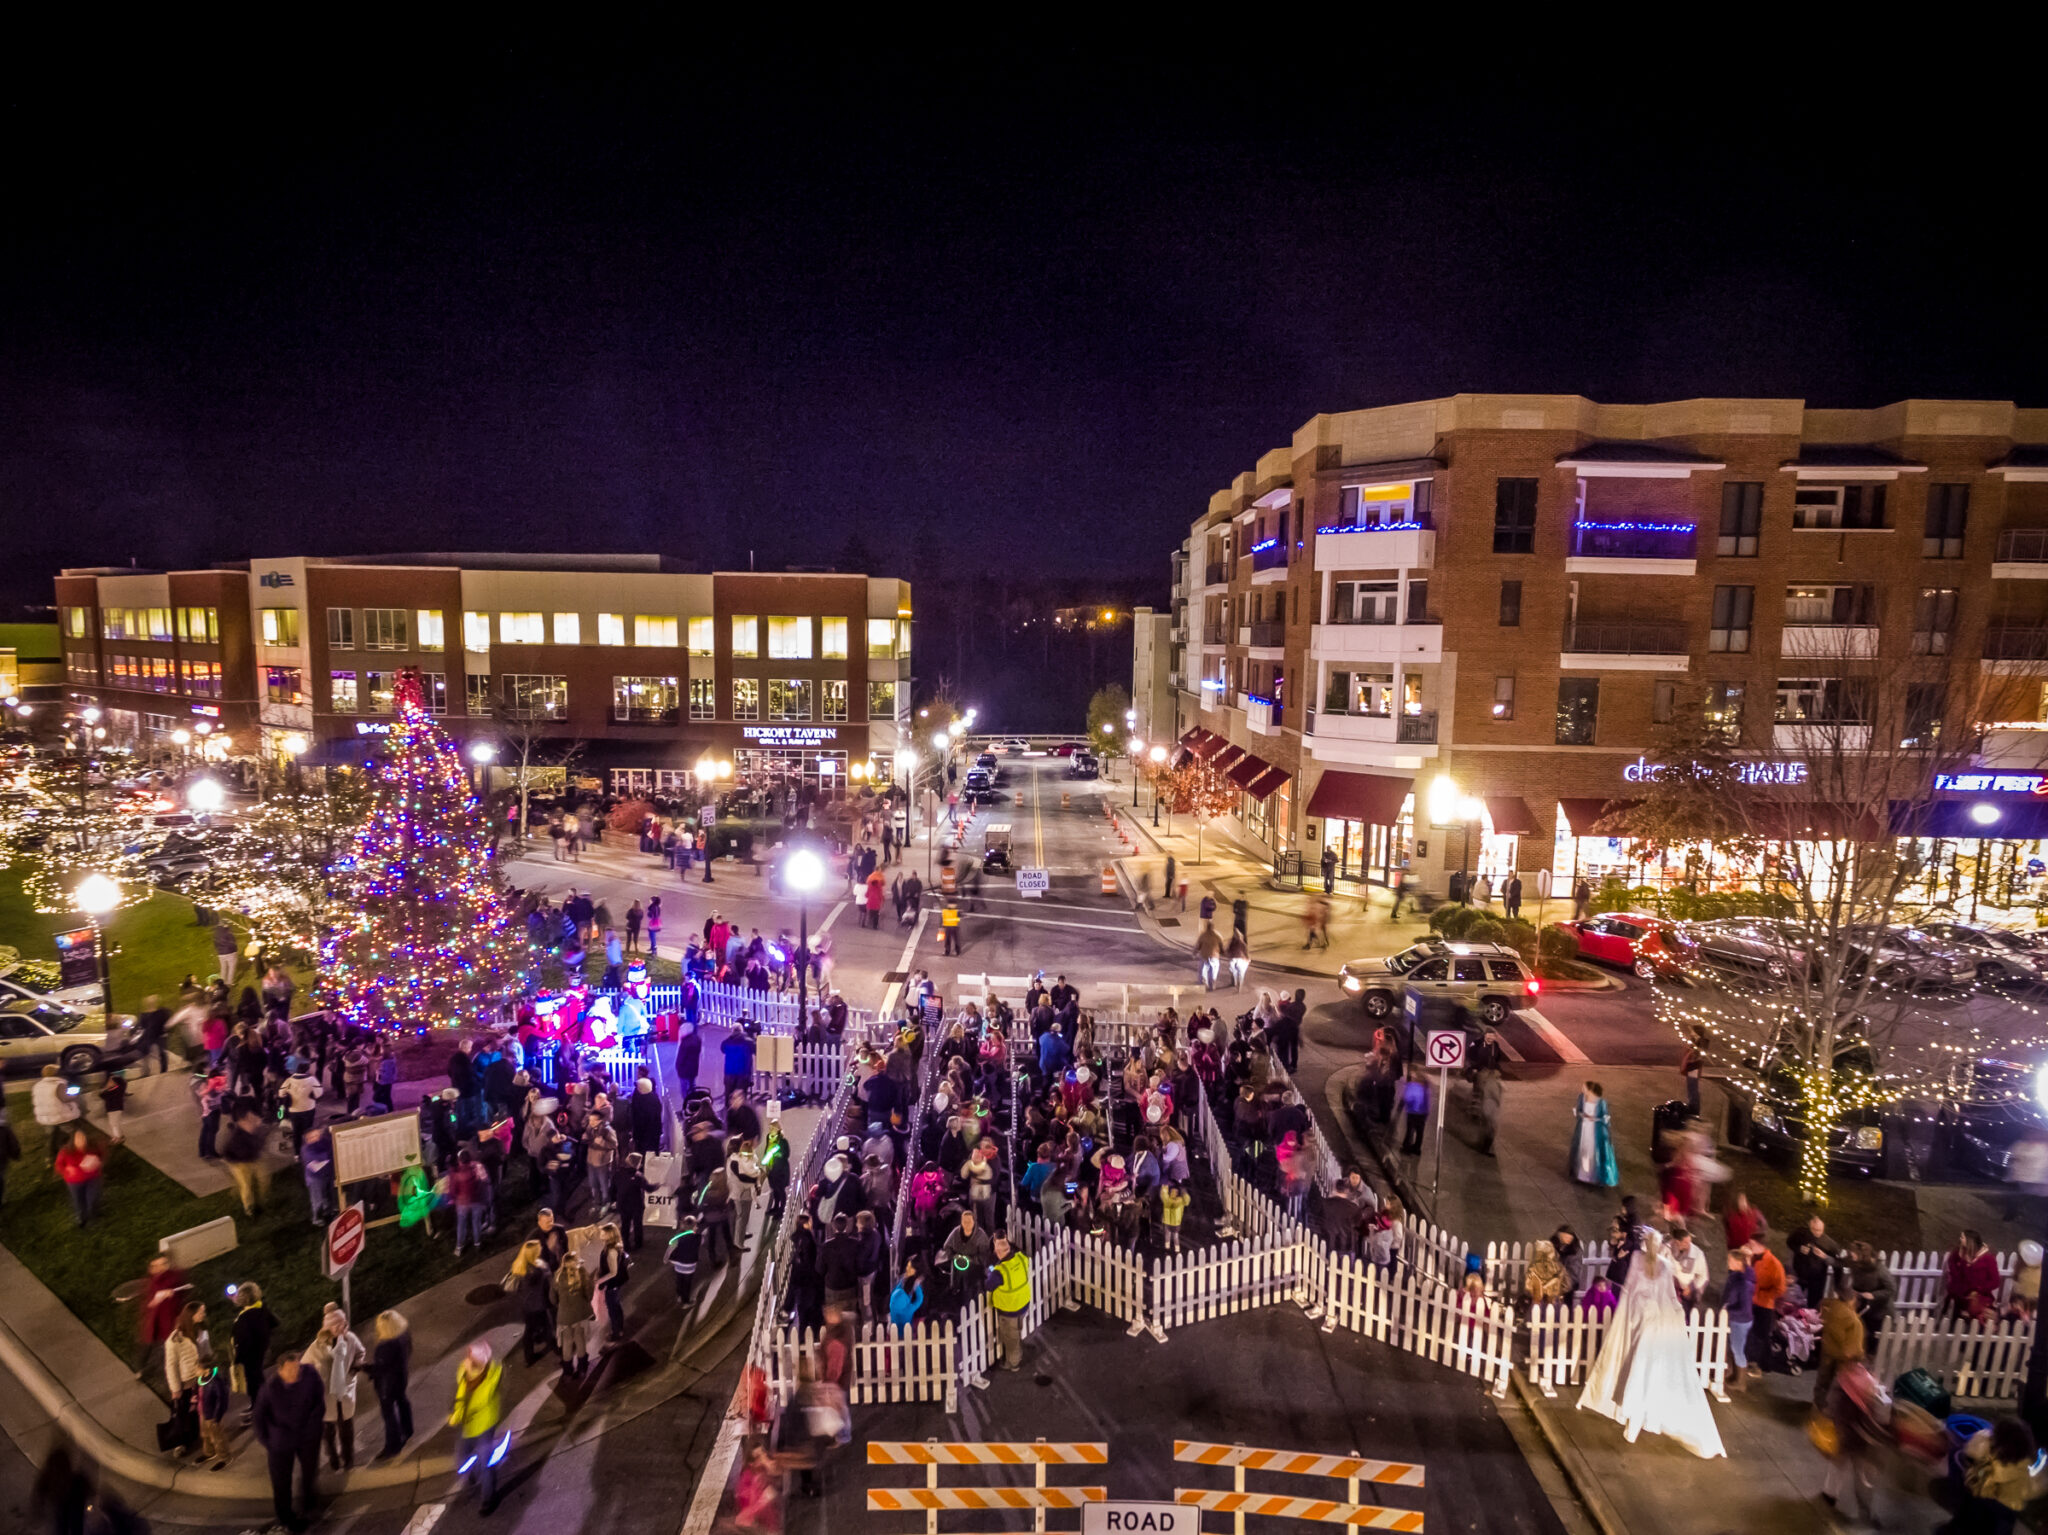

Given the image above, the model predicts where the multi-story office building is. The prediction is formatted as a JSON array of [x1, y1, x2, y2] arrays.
[[54, 555, 913, 794], [1157, 396, 2048, 898], [1130, 606, 1174, 745]]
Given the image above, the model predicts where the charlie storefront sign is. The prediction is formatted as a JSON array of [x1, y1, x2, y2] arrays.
[[1623, 755, 1808, 786]]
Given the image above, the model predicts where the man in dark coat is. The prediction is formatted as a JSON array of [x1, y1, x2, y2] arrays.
[[675, 1024, 703, 1101], [254, 1356, 326, 1532], [629, 1078, 664, 1155]]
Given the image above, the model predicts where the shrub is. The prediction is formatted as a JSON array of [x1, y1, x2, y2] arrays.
[[1539, 924, 1581, 962], [1496, 918, 1539, 965], [1429, 903, 1482, 939], [608, 797, 656, 834], [1464, 916, 1507, 946]]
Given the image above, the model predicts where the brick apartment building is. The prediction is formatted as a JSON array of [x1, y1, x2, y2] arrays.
[[1152, 396, 2048, 899], [53, 554, 913, 795]]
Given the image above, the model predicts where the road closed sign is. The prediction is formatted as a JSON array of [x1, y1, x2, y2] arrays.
[[1426, 1030, 1467, 1070], [1084, 1505, 1195, 1535], [1015, 867, 1050, 898], [324, 1207, 366, 1278]]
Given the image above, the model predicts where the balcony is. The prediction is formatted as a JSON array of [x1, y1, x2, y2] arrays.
[[1559, 620, 1690, 670], [1397, 710, 1438, 744], [1203, 562, 1228, 588], [1781, 624, 1880, 660], [1565, 520, 1698, 575], [1245, 695, 1278, 734], [1250, 540, 1290, 583], [1314, 518, 1435, 572], [1977, 724, 2048, 769], [1170, 625, 1187, 644], [1310, 621, 1443, 664], [1994, 529, 2048, 579], [1773, 722, 1873, 754], [1983, 625, 2048, 673], [1248, 620, 1285, 651], [1204, 626, 1230, 646]]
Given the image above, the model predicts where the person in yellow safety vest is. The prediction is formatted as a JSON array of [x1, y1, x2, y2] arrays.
[[448, 1340, 506, 1514], [990, 1235, 1031, 1371], [940, 900, 962, 956]]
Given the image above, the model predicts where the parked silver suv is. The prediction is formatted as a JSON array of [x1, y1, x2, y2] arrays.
[[1341, 940, 1539, 1026]]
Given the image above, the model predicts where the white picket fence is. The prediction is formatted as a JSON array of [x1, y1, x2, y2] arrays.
[[1323, 1249, 1517, 1393], [1152, 1231, 1310, 1333], [1871, 1312, 2036, 1399], [758, 1319, 958, 1410], [1525, 1301, 1732, 1400]]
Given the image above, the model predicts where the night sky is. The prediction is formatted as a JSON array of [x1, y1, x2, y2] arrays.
[[2, 41, 2040, 606]]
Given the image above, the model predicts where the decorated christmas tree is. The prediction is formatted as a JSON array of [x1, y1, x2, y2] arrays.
[[320, 668, 528, 1030]]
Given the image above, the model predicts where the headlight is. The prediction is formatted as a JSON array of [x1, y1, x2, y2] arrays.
[[1754, 1111, 1783, 1133], [1341, 976, 1361, 993], [1854, 1126, 1884, 1150]]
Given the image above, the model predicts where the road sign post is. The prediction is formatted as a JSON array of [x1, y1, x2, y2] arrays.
[[1425, 1030, 1466, 1214], [324, 1206, 366, 1319], [1536, 868, 1553, 934]]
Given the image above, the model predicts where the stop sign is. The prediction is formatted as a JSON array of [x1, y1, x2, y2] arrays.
[[325, 1207, 366, 1277]]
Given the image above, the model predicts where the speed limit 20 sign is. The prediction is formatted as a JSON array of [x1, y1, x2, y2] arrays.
[[1425, 1030, 1467, 1070]]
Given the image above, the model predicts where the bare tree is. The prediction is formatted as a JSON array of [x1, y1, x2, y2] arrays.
[[490, 701, 583, 858]]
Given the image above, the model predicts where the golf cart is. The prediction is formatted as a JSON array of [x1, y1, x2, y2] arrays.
[[983, 823, 1014, 872]]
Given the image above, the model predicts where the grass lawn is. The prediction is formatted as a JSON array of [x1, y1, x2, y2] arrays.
[[0, 1098, 535, 1389], [0, 862, 314, 1012]]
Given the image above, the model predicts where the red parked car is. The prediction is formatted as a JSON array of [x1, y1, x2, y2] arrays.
[[1556, 911, 1688, 980], [1050, 742, 1080, 757]]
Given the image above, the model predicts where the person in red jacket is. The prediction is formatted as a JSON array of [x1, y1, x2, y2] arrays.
[[1944, 1228, 2002, 1323], [1722, 1189, 1764, 1251], [53, 1129, 103, 1227], [1743, 1238, 1787, 1378]]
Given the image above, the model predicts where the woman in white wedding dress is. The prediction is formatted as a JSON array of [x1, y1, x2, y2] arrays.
[[1577, 1231, 1726, 1458]]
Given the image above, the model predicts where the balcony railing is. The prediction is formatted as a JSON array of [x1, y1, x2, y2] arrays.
[[1984, 625, 2048, 661], [1250, 541, 1290, 574], [1568, 522, 1697, 560], [1562, 620, 1689, 655], [1997, 529, 2048, 564], [1396, 711, 1438, 744], [1204, 562, 1227, 586], [1203, 627, 1230, 645], [1248, 621, 1285, 647]]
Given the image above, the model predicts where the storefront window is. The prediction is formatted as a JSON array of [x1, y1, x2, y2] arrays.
[[612, 675, 681, 723]]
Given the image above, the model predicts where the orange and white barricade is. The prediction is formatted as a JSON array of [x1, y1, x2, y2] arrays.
[[868, 1440, 1108, 1535], [1173, 1441, 1425, 1535]]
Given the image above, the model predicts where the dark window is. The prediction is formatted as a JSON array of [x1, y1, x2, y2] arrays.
[[1913, 588, 1958, 654], [1709, 585, 1754, 652], [1406, 580, 1430, 623], [1653, 680, 1676, 724], [1924, 484, 1968, 558], [1486, 960, 1523, 982], [1494, 478, 1538, 554], [1452, 958, 1487, 983], [1903, 683, 1945, 747], [1410, 958, 1448, 981], [1793, 483, 1887, 530], [1718, 483, 1762, 556], [1499, 580, 1522, 626], [1325, 670, 1350, 713], [1556, 678, 1599, 745]]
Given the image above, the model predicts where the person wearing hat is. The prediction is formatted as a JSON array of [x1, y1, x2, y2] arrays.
[[990, 1235, 1032, 1371], [938, 1208, 994, 1294]]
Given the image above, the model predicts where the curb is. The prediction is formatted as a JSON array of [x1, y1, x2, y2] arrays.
[[1509, 1370, 1627, 1535], [1109, 855, 1348, 984]]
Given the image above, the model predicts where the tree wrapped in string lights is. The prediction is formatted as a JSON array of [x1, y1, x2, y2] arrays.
[[319, 669, 529, 1031]]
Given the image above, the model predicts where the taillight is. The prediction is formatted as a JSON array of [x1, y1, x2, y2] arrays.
[[1526, 979, 1540, 995]]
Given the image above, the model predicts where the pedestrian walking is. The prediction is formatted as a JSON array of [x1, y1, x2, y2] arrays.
[[1504, 874, 1523, 920], [1226, 926, 1249, 987], [367, 1310, 413, 1461], [1568, 1081, 1618, 1187], [597, 1223, 629, 1341], [448, 1341, 506, 1516], [646, 896, 662, 956], [1681, 1028, 1706, 1117], [1231, 895, 1248, 939], [254, 1356, 326, 1533], [54, 1129, 104, 1226], [1398, 1069, 1430, 1155], [100, 1070, 127, 1143], [625, 900, 643, 954], [1320, 844, 1337, 894], [1572, 878, 1591, 921], [553, 1255, 598, 1376], [32, 1063, 81, 1163], [1195, 921, 1223, 990]]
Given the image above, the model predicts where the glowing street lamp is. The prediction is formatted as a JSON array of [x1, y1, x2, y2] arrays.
[[187, 779, 225, 816], [1148, 743, 1169, 825], [784, 846, 825, 1023], [74, 873, 121, 1013]]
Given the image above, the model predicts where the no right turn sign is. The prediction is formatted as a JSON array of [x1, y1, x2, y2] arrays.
[[1425, 1030, 1466, 1070]]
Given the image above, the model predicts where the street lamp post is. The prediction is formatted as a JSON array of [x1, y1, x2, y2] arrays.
[[895, 748, 918, 863], [1149, 744, 1168, 826], [468, 740, 497, 799], [74, 873, 121, 1014], [785, 848, 824, 1031], [1129, 738, 1144, 808], [695, 760, 718, 882]]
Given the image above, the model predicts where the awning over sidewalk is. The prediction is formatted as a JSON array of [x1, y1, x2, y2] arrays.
[[1306, 770, 1413, 826], [1183, 729, 1231, 760], [1226, 752, 1273, 790], [1245, 765, 1291, 801], [1211, 745, 1246, 773], [1483, 796, 1539, 835], [1558, 797, 1637, 835]]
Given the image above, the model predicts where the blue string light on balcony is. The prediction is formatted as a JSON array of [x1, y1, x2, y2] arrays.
[[1572, 520, 1697, 532], [1315, 521, 1428, 534], [1249, 538, 1280, 552], [1245, 693, 1276, 706]]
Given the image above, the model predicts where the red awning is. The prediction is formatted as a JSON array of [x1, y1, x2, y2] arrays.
[[1245, 765, 1291, 801], [1211, 745, 1246, 773], [1188, 730, 1231, 760], [1483, 796, 1539, 836], [1306, 770, 1414, 826], [1558, 797, 1638, 835], [1227, 752, 1272, 790]]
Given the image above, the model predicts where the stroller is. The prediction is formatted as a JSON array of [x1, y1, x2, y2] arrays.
[[1757, 1281, 1820, 1374]]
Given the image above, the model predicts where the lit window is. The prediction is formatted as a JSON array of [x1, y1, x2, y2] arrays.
[[732, 616, 759, 658], [177, 606, 219, 643], [499, 612, 544, 645], [822, 679, 848, 721], [464, 611, 492, 652], [612, 675, 681, 723], [867, 618, 896, 658], [768, 679, 813, 720], [597, 613, 626, 646], [689, 676, 716, 720], [502, 674, 568, 719], [1492, 676, 1515, 721], [416, 610, 445, 651], [65, 607, 87, 638], [260, 608, 300, 647], [265, 666, 303, 706], [767, 616, 811, 659], [465, 673, 492, 715], [687, 616, 714, 656], [634, 615, 679, 648], [147, 608, 173, 641], [868, 681, 897, 719], [364, 671, 396, 714], [330, 671, 359, 712], [420, 672, 448, 714], [553, 612, 581, 645], [732, 677, 759, 719]]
